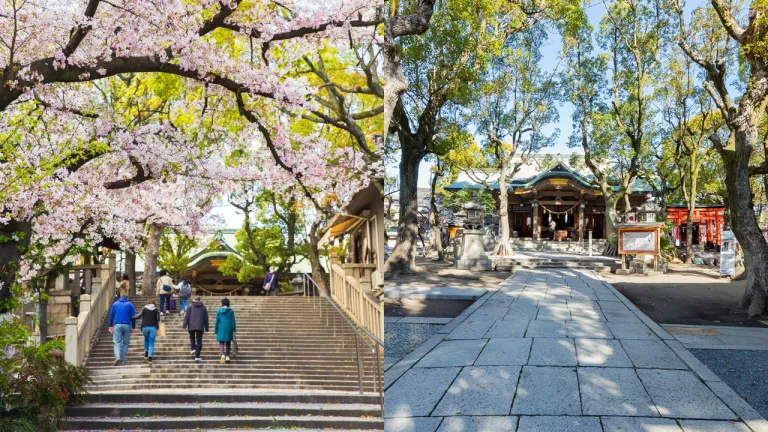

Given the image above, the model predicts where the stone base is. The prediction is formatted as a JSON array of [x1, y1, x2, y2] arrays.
[[456, 259, 492, 271], [615, 269, 632, 275]]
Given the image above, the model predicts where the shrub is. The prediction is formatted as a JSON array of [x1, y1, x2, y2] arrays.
[[0, 315, 91, 431]]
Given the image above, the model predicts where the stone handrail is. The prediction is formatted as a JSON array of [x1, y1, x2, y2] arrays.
[[328, 254, 383, 340], [65, 255, 117, 366]]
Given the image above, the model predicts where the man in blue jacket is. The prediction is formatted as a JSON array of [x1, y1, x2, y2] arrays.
[[109, 295, 136, 366]]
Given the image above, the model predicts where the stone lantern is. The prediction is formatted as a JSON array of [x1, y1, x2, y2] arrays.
[[455, 197, 492, 270], [637, 193, 660, 223], [463, 197, 485, 229]]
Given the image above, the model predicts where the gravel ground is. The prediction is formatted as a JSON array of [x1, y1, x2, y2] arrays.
[[690, 349, 768, 419], [385, 322, 443, 361]]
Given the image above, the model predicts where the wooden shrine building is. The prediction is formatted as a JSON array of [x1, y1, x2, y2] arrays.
[[445, 160, 655, 241]]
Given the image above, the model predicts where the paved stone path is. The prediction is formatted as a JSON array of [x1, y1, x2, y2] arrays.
[[384, 269, 768, 432]]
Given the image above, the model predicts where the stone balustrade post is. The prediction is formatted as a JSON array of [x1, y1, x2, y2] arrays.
[[79, 294, 92, 317], [64, 316, 79, 365], [90, 278, 102, 299]]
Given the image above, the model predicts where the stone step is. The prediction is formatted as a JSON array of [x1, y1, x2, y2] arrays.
[[75, 297, 383, 427], [84, 383, 375, 392], [86, 376, 378, 387], [61, 414, 383, 430], [87, 357, 374, 366], [79, 390, 380, 404], [66, 402, 380, 418]]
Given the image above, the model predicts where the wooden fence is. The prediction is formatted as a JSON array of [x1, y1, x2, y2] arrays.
[[328, 254, 383, 340]]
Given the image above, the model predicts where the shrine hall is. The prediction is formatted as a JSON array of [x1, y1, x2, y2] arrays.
[[445, 160, 655, 241]]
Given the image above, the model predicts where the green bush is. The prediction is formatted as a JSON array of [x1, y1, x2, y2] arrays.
[[0, 315, 91, 431]]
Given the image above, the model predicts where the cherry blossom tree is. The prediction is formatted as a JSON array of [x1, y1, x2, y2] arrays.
[[0, 0, 383, 311]]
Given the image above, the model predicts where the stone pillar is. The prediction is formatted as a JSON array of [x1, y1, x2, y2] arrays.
[[79, 294, 91, 317], [90, 278, 101, 299], [532, 203, 540, 241], [64, 316, 79, 365], [578, 203, 585, 241]]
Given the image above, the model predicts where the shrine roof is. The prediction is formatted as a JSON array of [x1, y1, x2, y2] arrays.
[[446, 161, 654, 194]]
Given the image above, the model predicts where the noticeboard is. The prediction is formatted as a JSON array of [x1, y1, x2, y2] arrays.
[[618, 227, 660, 255], [720, 230, 737, 276]]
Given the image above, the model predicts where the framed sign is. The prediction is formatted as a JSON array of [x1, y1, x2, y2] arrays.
[[618, 226, 660, 255]]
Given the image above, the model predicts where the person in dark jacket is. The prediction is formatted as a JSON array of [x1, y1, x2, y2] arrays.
[[215, 298, 237, 364], [182, 296, 209, 361], [108, 296, 136, 366], [134, 298, 161, 365], [263, 266, 279, 296]]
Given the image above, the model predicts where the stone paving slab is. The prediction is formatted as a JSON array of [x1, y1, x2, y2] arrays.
[[415, 340, 486, 368], [516, 415, 602, 432], [578, 368, 659, 417], [432, 366, 520, 416], [575, 338, 633, 367], [474, 338, 532, 366], [636, 369, 737, 420], [604, 309, 644, 323], [446, 319, 495, 340], [601, 416, 682, 431], [620, 340, 687, 369], [483, 319, 528, 338], [385, 367, 460, 418], [678, 420, 752, 431], [435, 416, 517, 432], [511, 366, 581, 415], [384, 417, 442, 432], [607, 322, 660, 340], [528, 338, 577, 366], [524, 320, 567, 338], [567, 320, 614, 338]]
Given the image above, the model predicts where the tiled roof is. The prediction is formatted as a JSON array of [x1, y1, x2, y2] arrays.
[[446, 161, 654, 194]]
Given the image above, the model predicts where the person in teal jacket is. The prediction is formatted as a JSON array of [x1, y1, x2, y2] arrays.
[[215, 297, 236, 364]]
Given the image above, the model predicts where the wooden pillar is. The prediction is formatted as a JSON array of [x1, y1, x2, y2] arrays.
[[532, 202, 540, 241], [578, 203, 585, 241]]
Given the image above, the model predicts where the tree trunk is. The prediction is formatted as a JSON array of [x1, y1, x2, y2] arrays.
[[0, 219, 32, 312], [38, 294, 48, 344], [721, 124, 768, 317], [308, 219, 329, 292], [427, 172, 444, 260], [493, 164, 512, 256], [125, 251, 136, 295], [143, 223, 163, 297], [604, 195, 619, 246], [685, 211, 694, 264], [383, 146, 425, 276]]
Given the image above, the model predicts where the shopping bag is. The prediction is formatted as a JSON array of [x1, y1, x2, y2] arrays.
[[232, 333, 238, 358], [157, 322, 166, 338]]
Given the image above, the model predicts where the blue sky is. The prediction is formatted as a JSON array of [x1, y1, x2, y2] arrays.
[[387, 0, 707, 188]]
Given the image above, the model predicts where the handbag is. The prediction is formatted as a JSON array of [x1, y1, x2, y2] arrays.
[[157, 322, 166, 338]]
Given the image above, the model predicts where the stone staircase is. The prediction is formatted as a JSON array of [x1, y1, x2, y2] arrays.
[[509, 238, 609, 253], [62, 295, 382, 431]]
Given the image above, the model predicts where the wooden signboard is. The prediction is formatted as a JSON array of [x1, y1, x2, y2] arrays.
[[617, 223, 662, 271], [619, 230, 658, 254]]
